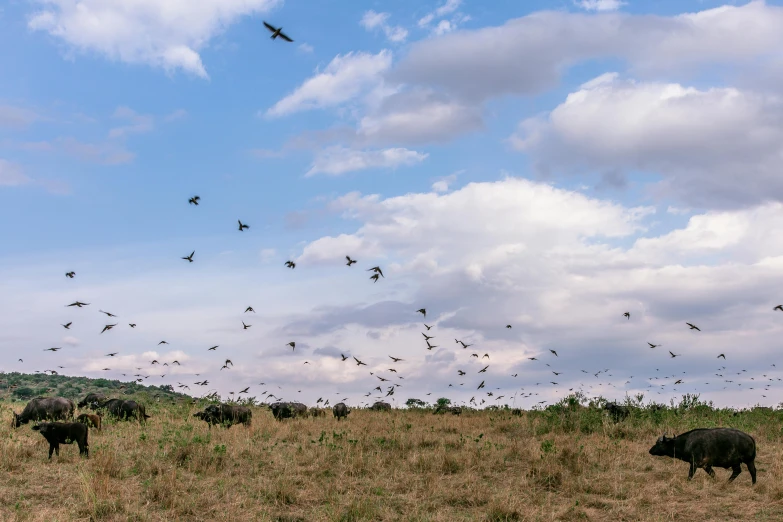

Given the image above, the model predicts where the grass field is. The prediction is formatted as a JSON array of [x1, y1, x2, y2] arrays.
[[1, 398, 782, 521]]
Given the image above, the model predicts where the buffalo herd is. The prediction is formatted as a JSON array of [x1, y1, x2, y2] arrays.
[[7, 395, 762, 483]]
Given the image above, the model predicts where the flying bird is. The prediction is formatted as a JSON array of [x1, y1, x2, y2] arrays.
[[686, 322, 701, 331], [242, 321, 251, 330], [506, 324, 512, 329], [263, 21, 294, 42], [287, 341, 295, 350], [182, 251, 195, 263], [623, 312, 630, 319], [718, 354, 726, 359], [66, 301, 89, 308], [341, 354, 348, 361], [239, 387, 250, 394], [370, 273, 380, 283], [353, 357, 367, 366], [285, 260, 296, 269], [129, 323, 136, 328], [44, 347, 61, 352], [106, 352, 118, 357], [550, 350, 558, 357], [367, 266, 384, 277], [416, 308, 426, 317], [423, 324, 432, 330], [774, 305, 783, 311], [389, 356, 403, 362], [669, 351, 681, 358], [188, 196, 200, 205], [245, 306, 255, 313], [346, 256, 357, 266], [100, 324, 117, 334], [61, 322, 72, 329], [65, 271, 75, 278], [158, 341, 168, 345], [208, 346, 218, 351], [648, 342, 660, 349], [238, 220, 249, 231], [423, 333, 434, 341]]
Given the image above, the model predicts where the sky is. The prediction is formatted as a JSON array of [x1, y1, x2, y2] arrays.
[[2, 0, 783, 410]]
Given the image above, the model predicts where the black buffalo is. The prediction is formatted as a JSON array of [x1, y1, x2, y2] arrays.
[[32, 422, 89, 459], [91, 399, 150, 424], [649, 428, 757, 484], [193, 404, 252, 428], [309, 408, 326, 417], [511, 408, 523, 416], [603, 402, 630, 423], [370, 401, 391, 411], [434, 405, 462, 415], [269, 402, 307, 420], [333, 403, 350, 421], [13, 397, 75, 428], [77, 393, 107, 408]]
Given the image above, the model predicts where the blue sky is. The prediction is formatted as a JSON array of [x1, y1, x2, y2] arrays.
[[2, 0, 783, 409]]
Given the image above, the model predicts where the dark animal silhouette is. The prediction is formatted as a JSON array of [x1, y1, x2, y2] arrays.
[[32, 422, 89, 459], [12, 397, 75, 428], [603, 402, 631, 423], [77, 393, 107, 408], [193, 404, 252, 429], [370, 401, 391, 411], [76, 413, 102, 431], [648, 428, 757, 484], [333, 402, 350, 421], [90, 399, 150, 424]]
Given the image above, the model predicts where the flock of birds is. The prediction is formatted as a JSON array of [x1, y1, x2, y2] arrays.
[[9, 19, 783, 411]]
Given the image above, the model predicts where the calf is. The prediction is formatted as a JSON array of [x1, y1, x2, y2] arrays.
[[648, 428, 757, 484], [76, 413, 102, 431], [32, 422, 89, 459]]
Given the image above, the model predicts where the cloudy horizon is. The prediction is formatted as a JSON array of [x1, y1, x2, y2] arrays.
[[2, 0, 783, 409]]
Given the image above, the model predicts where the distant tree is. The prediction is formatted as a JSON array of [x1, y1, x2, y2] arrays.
[[406, 398, 427, 408], [435, 397, 451, 408], [12, 387, 34, 399], [159, 385, 174, 393]]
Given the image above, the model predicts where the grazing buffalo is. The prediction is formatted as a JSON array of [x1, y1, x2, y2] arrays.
[[269, 402, 306, 420], [12, 397, 75, 428], [77, 393, 107, 408], [603, 402, 630, 423], [290, 402, 308, 417], [76, 413, 102, 431], [90, 399, 150, 424], [193, 404, 252, 429], [309, 408, 326, 417], [333, 403, 350, 421], [32, 422, 89, 459], [511, 408, 523, 416], [649, 428, 757, 484], [370, 401, 392, 411]]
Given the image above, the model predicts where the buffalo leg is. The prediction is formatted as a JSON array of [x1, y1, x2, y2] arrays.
[[54, 444, 60, 457], [48, 445, 55, 459], [688, 461, 696, 480], [705, 466, 716, 478], [728, 464, 742, 482], [746, 461, 757, 484]]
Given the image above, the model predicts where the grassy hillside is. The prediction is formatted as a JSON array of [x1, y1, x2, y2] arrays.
[[1, 395, 782, 521], [0, 372, 192, 404]]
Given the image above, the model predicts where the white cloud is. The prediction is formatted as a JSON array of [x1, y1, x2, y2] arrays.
[[266, 50, 393, 117], [109, 106, 154, 138], [27, 0, 281, 78], [306, 146, 428, 176], [418, 0, 461, 27], [509, 75, 783, 208], [163, 109, 188, 122], [360, 10, 408, 43], [431, 170, 463, 193], [394, 1, 783, 102], [574, 0, 626, 12], [298, 43, 314, 54], [0, 105, 39, 128], [0, 159, 31, 187]]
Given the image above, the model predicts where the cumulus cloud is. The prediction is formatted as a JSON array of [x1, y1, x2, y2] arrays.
[[393, 1, 783, 102], [417, 0, 469, 35], [509, 74, 783, 208], [27, 0, 281, 78], [265, 50, 393, 117], [360, 10, 408, 43], [0, 159, 31, 186], [574, 0, 626, 12], [108, 106, 154, 138], [431, 170, 462, 193], [306, 146, 428, 176]]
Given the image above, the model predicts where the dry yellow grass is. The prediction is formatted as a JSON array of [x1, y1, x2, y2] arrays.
[[1, 401, 782, 521]]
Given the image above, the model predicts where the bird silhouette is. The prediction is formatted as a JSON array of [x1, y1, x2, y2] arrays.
[[285, 260, 296, 269], [370, 273, 380, 282], [65, 271, 75, 278], [648, 342, 660, 349], [100, 324, 117, 334], [188, 196, 200, 205], [423, 333, 434, 341], [208, 345, 218, 351], [263, 21, 294, 42], [238, 220, 249, 231], [389, 356, 403, 362], [423, 324, 433, 330], [774, 305, 783, 311], [44, 347, 61, 352], [353, 357, 367, 366], [245, 306, 255, 313], [346, 256, 357, 266], [686, 322, 701, 331], [416, 308, 426, 317], [61, 322, 72, 329], [66, 301, 89, 307], [623, 312, 630, 319], [367, 266, 384, 277], [129, 323, 136, 328], [158, 341, 168, 345], [718, 354, 726, 359], [287, 341, 295, 350], [106, 352, 118, 357], [242, 321, 251, 330], [669, 351, 681, 358], [182, 251, 194, 263]]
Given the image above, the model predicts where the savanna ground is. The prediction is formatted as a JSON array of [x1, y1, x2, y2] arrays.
[[1, 398, 783, 521]]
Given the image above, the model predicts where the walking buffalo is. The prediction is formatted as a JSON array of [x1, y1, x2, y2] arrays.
[[370, 401, 391, 411], [76, 413, 102, 431], [77, 393, 107, 408], [269, 402, 307, 420], [12, 397, 75, 428], [32, 422, 89, 459], [333, 403, 350, 421], [649, 428, 757, 484], [90, 399, 150, 424], [193, 404, 252, 428]]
